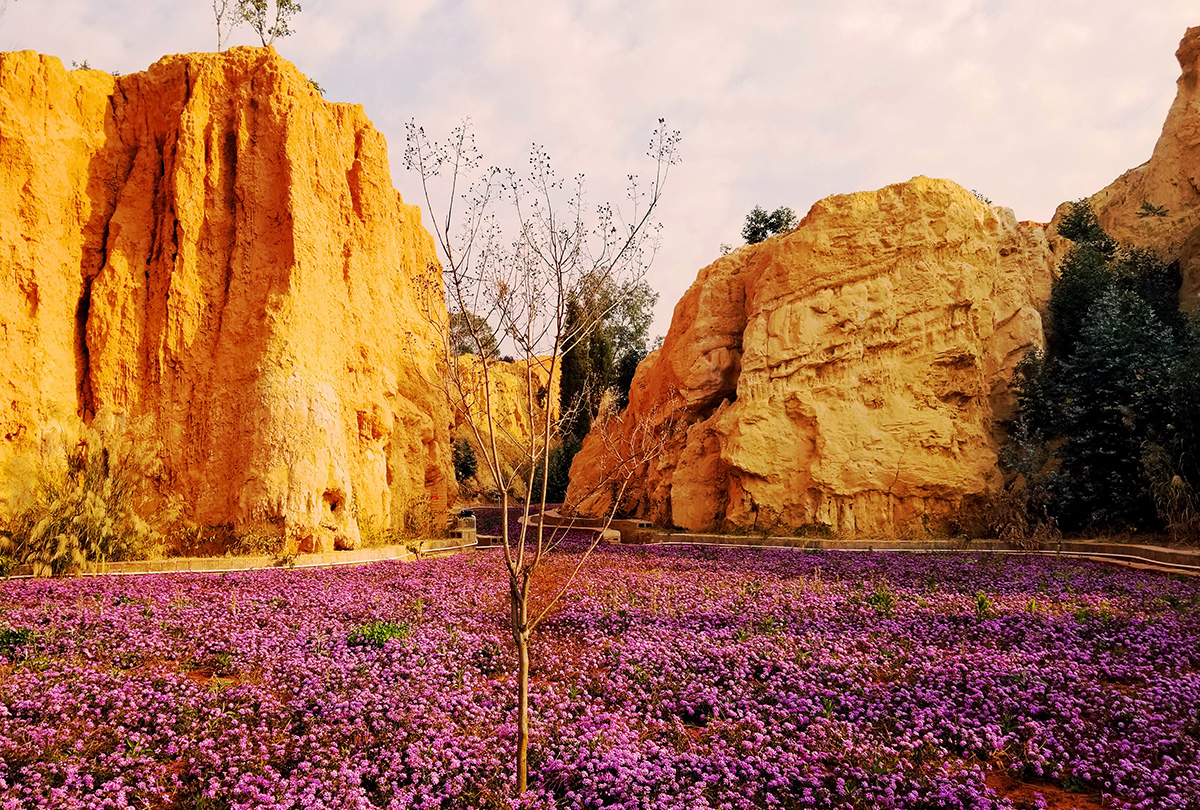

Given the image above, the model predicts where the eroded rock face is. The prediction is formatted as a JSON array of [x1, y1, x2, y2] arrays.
[[450, 355, 560, 498], [0, 48, 450, 551], [566, 178, 1060, 536], [1067, 26, 1200, 309]]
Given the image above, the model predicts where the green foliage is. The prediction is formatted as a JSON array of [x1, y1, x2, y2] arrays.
[[1007, 201, 1197, 535], [238, 0, 300, 47], [449, 309, 499, 358], [531, 434, 581, 505], [546, 435, 580, 504], [603, 280, 659, 359], [452, 438, 478, 482], [1044, 242, 1113, 358], [1054, 291, 1176, 527], [0, 627, 33, 656], [614, 349, 646, 411], [741, 205, 797, 244], [1055, 198, 1115, 252], [974, 591, 993, 622], [1137, 200, 1169, 218], [1, 410, 179, 577], [0, 556, 18, 577], [559, 297, 593, 443], [347, 620, 410, 648], [557, 279, 658, 495], [864, 581, 896, 618]]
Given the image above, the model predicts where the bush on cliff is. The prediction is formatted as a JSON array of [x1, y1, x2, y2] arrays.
[[741, 205, 797, 244], [452, 437, 478, 483]]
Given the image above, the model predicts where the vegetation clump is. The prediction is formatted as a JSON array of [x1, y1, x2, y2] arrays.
[[1005, 200, 1200, 540], [0, 410, 179, 576], [347, 620, 410, 648], [741, 205, 797, 244], [452, 437, 478, 483]]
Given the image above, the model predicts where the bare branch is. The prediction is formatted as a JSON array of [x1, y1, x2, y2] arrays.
[[403, 118, 680, 796]]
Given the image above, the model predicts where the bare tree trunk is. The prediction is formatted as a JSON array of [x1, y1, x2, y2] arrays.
[[404, 118, 679, 800], [510, 573, 530, 794]]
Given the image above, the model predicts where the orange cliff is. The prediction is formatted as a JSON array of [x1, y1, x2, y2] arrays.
[[1065, 25, 1200, 309], [569, 26, 1200, 539], [0, 47, 452, 551], [565, 178, 1062, 537], [450, 355, 561, 499]]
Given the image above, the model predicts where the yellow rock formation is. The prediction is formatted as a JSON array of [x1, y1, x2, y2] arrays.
[[451, 355, 560, 498], [1070, 26, 1200, 309], [566, 178, 1060, 536], [0, 48, 451, 552]]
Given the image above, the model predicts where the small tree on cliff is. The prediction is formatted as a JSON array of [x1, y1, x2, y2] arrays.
[[405, 118, 679, 796], [449, 308, 499, 357], [741, 204, 797, 244], [212, 0, 239, 50], [237, 0, 300, 47]]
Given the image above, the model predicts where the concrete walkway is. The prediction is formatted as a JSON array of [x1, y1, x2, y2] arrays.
[[524, 509, 1200, 577], [4, 536, 475, 579], [6, 521, 1196, 579], [652, 534, 1200, 576]]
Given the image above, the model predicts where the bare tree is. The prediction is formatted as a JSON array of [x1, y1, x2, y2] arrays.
[[212, 0, 239, 51], [405, 119, 680, 795]]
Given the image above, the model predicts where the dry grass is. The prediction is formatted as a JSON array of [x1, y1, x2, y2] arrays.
[[0, 409, 180, 576]]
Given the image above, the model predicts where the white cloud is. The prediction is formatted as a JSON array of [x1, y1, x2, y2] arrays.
[[1, 0, 1196, 337]]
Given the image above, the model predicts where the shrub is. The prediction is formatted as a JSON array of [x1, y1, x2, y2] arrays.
[[983, 486, 1058, 550], [974, 591, 994, 622], [1, 409, 179, 576], [741, 205, 797, 244], [865, 582, 896, 618], [0, 627, 33, 657], [398, 495, 444, 540], [0, 555, 18, 578], [1144, 443, 1200, 543], [453, 437, 478, 482]]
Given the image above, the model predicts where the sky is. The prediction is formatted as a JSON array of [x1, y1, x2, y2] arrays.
[[1, 1, 1196, 339]]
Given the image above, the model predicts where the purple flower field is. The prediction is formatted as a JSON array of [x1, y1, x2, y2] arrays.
[[0, 540, 1197, 810]]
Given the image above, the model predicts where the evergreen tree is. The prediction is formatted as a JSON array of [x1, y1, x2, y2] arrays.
[[614, 348, 646, 411], [1048, 289, 1177, 529], [559, 297, 592, 441], [452, 438, 478, 482], [1008, 199, 1197, 534]]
